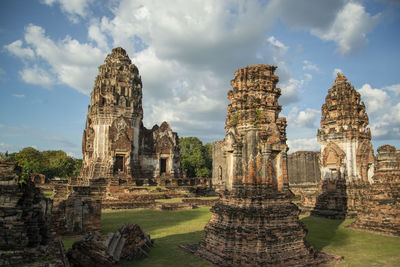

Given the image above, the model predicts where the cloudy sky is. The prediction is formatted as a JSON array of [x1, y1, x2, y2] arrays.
[[0, 0, 399, 158]]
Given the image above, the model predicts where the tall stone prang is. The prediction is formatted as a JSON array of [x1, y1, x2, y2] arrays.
[[193, 65, 335, 266], [80, 47, 182, 185], [318, 73, 374, 183]]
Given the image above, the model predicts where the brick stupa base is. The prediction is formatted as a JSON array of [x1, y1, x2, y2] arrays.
[[350, 145, 400, 237], [182, 185, 341, 266]]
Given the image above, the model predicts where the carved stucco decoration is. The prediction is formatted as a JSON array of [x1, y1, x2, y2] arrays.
[[322, 142, 346, 168]]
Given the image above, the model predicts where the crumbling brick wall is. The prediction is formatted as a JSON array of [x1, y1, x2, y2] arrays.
[[0, 161, 68, 266], [52, 183, 102, 235]]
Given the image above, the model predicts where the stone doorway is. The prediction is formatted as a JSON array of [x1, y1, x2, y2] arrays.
[[160, 158, 167, 175], [114, 154, 124, 173]]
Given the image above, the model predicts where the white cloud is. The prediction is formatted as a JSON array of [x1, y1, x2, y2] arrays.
[[287, 137, 320, 153], [288, 107, 320, 128], [17, 24, 105, 94], [370, 102, 400, 140], [267, 36, 288, 53], [279, 78, 302, 105], [6, 0, 384, 146], [271, 0, 380, 55], [358, 83, 389, 114], [311, 2, 380, 55], [333, 68, 343, 78], [95, 0, 301, 141], [40, 0, 93, 23], [12, 94, 25, 98], [4, 40, 35, 59], [100, 0, 276, 71], [302, 60, 319, 71], [138, 48, 228, 141], [88, 22, 109, 50], [19, 65, 54, 87], [358, 83, 400, 140], [384, 83, 400, 96]]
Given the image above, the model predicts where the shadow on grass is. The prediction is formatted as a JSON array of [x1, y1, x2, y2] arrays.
[[301, 178, 349, 250], [301, 215, 349, 251]]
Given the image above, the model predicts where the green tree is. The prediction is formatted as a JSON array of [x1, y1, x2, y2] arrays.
[[6, 147, 82, 179], [179, 137, 212, 178], [204, 142, 212, 171], [71, 159, 82, 177], [13, 147, 45, 175]]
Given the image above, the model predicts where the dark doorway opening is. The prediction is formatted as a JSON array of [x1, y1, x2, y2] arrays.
[[160, 158, 167, 174], [114, 154, 124, 173]]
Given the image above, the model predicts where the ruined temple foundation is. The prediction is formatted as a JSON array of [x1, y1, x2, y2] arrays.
[[51, 180, 102, 235], [194, 185, 334, 266], [187, 65, 339, 266], [351, 145, 400, 236]]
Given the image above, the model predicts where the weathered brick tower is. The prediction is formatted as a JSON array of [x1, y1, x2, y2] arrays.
[[80, 47, 182, 184], [318, 73, 374, 183], [310, 73, 375, 219], [194, 65, 333, 266]]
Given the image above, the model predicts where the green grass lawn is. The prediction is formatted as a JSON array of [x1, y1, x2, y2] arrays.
[[63, 208, 400, 266], [154, 197, 183, 203], [301, 215, 400, 266], [102, 208, 213, 266], [154, 196, 219, 203]]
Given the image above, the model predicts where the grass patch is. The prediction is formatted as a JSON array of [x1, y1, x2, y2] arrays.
[[302, 216, 400, 266], [155, 198, 183, 203], [43, 190, 54, 199], [195, 196, 219, 200], [154, 196, 219, 203], [62, 209, 400, 266], [102, 208, 213, 266], [62, 236, 81, 250]]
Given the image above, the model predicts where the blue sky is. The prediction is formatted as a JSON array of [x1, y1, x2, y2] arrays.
[[0, 0, 399, 158]]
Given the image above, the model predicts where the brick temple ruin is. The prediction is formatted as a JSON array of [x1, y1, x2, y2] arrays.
[[287, 73, 400, 235], [80, 47, 183, 186], [187, 65, 337, 266], [312, 73, 375, 218], [71, 47, 211, 211], [287, 74, 375, 218]]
